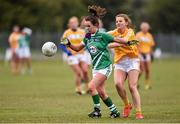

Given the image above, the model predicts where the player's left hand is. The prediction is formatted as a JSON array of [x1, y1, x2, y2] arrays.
[[60, 38, 71, 46], [127, 40, 139, 46]]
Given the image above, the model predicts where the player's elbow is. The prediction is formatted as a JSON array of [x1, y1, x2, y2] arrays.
[[108, 44, 115, 48]]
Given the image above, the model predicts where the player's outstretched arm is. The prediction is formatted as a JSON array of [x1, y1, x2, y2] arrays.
[[108, 42, 122, 48], [113, 37, 139, 46], [60, 38, 85, 52], [113, 37, 128, 44]]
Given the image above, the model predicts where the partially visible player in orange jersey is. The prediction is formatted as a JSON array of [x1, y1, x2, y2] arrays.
[[108, 14, 144, 119], [136, 22, 155, 90], [62, 16, 89, 95], [8, 25, 21, 74], [80, 16, 92, 66]]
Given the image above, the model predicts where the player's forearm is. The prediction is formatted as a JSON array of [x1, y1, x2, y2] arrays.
[[60, 38, 84, 52], [108, 42, 122, 48], [113, 37, 128, 44]]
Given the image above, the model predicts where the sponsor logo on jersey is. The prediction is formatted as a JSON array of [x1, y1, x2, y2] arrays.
[[140, 37, 151, 42], [89, 46, 98, 54]]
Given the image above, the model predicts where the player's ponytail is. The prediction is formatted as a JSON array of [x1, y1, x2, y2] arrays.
[[88, 5, 107, 19], [85, 5, 107, 27]]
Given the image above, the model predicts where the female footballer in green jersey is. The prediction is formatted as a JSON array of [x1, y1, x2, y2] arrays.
[[61, 6, 135, 118]]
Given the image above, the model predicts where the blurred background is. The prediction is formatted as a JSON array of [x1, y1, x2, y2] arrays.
[[0, 0, 180, 59]]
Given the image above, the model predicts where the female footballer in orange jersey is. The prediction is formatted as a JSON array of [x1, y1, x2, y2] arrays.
[[62, 16, 89, 95], [108, 14, 144, 119], [8, 25, 21, 74], [136, 22, 155, 90]]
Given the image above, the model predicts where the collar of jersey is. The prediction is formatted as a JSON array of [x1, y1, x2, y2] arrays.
[[91, 29, 99, 37], [116, 28, 128, 37], [140, 31, 149, 36]]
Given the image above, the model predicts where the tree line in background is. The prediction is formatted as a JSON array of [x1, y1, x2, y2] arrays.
[[0, 0, 180, 33]]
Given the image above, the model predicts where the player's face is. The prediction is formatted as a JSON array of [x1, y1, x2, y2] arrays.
[[116, 17, 128, 30], [13, 26, 20, 33], [68, 19, 79, 30], [141, 23, 149, 33], [84, 20, 97, 34]]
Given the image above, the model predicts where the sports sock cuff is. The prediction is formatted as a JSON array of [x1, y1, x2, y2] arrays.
[[103, 97, 113, 107], [92, 94, 100, 105]]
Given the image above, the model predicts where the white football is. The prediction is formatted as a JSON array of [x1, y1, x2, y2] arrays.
[[42, 42, 57, 57]]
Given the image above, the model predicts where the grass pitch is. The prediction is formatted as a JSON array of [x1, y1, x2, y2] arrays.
[[0, 58, 180, 123]]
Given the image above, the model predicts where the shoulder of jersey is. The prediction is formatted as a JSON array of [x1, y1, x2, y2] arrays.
[[147, 32, 153, 36], [128, 28, 134, 33], [107, 29, 117, 35], [77, 28, 85, 33], [136, 31, 142, 35], [63, 28, 71, 34]]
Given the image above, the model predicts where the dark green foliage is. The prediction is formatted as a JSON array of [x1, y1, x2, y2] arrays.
[[0, 0, 180, 33]]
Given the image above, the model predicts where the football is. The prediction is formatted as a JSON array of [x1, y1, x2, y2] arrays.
[[42, 42, 57, 57]]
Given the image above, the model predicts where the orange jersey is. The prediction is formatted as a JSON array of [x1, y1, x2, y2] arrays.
[[136, 31, 155, 54], [62, 28, 85, 55], [8, 32, 20, 49], [108, 28, 138, 63]]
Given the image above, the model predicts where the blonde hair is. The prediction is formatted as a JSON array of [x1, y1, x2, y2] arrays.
[[116, 14, 133, 28], [68, 16, 79, 24]]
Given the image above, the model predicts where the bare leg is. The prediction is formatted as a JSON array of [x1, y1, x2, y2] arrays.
[[70, 64, 84, 94], [144, 61, 151, 89], [114, 69, 129, 106], [138, 61, 145, 88], [128, 70, 142, 112], [79, 61, 89, 92]]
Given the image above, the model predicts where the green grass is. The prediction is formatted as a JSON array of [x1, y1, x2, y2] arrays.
[[0, 58, 180, 123]]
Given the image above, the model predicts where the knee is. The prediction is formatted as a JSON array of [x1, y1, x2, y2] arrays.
[[75, 71, 82, 78], [82, 69, 88, 76], [115, 81, 124, 90], [145, 69, 150, 74], [88, 82, 95, 94], [96, 87, 106, 99], [129, 83, 137, 93]]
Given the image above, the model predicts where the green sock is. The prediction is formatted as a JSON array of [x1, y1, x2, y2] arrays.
[[92, 94, 100, 108], [103, 97, 118, 113]]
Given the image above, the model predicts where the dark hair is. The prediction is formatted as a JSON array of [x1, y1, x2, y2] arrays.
[[85, 5, 107, 26], [85, 15, 99, 26]]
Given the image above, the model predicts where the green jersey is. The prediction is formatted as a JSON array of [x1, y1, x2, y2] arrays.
[[83, 30, 114, 70], [18, 34, 30, 48]]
